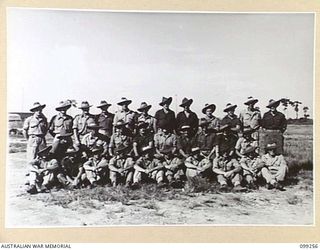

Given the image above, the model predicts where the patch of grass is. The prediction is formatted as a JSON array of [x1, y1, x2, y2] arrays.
[[185, 176, 220, 193], [287, 195, 302, 205]]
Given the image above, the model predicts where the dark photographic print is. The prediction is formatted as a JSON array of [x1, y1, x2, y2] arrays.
[[6, 9, 314, 227]]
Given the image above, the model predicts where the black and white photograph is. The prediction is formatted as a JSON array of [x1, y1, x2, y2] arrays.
[[6, 8, 314, 227]]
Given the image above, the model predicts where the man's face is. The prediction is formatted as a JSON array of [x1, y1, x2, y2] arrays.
[[227, 109, 235, 116], [115, 127, 122, 134], [162, 128, 169, 135], [93, 153, 100, 160], [248, 103, 254, 110], [183, 106, 190, 112], [34, 110, 41, 116], [268, 149, 276, 157], [163, 103, 169, 110], [101, 106, 109, 112], [121, 104, 128, 111], [206, 108, 213, 117], [139, 128, 146, 135], [59, 109, 67, 115], [82, 108, 89, 115], [270, 107, 276, 113]]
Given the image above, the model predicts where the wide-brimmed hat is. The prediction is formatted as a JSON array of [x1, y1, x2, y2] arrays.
[[190, 147, 200, 155], [242, 146, 257, 155], [57, 129, 73, 138], [266, 99, 280, 108], [199, 118, 210, 127], [78, 101, 92, 109], [137, 102, 152, 112], [141, 146, 154, 155], [37, 146, 52, 157], [137, 121, 148, 129], [65, 147, 79, 155], [117, 97, 132, 106], [223, 103, 237, 112], [87, 122, 101, 130], [55, 101, 71, 111], [159, 97, 172, 106], [180, 125, 191, 131], [244, 96, 259, 105], [97, 100, 112, 109], [242, 128, 254, 135], [179, 97, 193, 107], [114, 120, 128, 128], [30, 102, 46, 112], [91, 146, 103, 155], [202, 103, 216, 114], [266, 143, 277, 151]]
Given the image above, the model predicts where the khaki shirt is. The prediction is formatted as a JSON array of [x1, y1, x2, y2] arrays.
[[72, 114, 95, 135], [81, 133, 108, 150], [235, 137, 258, 154], [83, 157, 108, 172], [203, 116, 220, 130], [239, 108, 261, 129], [23, 114, 48, 136], [109, 156, 131, 169], [135, 157, 161, 170], [154, 132, 177, 151], [161, 157, 182, 171], [137, 113, 155, 131], [239, 156, 262, 171], [213, 157, 240, 172], [49, 113, 73, 135], [113, 110, 136, 130], [260, 154, 287, 169], [185, 155, 212, 170], [109, 132, 132, 149]]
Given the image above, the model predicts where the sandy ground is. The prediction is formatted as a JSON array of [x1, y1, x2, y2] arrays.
[[6, 150, 313, 227]]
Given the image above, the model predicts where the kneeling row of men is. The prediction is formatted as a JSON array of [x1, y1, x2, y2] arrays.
[[26, 137, 288, 194]]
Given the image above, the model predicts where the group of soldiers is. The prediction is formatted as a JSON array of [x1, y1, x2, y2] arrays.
[[23, 96, 289, 194]]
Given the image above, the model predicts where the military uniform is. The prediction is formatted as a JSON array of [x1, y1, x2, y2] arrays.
[[185, 155, 212, 179], [109, 131, 132, 154], [192, 130, 218, 157], [235, 137, 258, 155], [212, 156, 242, 187], [137, 113, 155, 133], [73, 113, 95, 140], [57, 153, 84, 187], [161, 156, 184, 182], [23, 114, 48, 162], [96, 112, 114, 139], [82, 156, 109, 185], [239, 155, 262, 187], [113, 109, 137, 132], [108, 155, 134, 186], [133, 157, 164, 184], [49, 113, 73, 137], [155, 109, 176, 133], [203, 116, 220, 132], [177, 134, 194, 158], [176, 111, 199, 136], [81, 133, 108, 154], [154, 131, 177, 152], [260, 153, 288, 184]]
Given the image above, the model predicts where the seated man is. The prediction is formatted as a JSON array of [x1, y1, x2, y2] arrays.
[[212, 151, 245, 192], [160, 148, 184, 187], [82, 146, 109, 188], [177, 125, 195, 159], [132, 146, 166, 188], [26, 146, 60, 194], [239, 146, 261, 189], [154, 125, 177, 159], [133, 122, 154, 158], [109, 120, 133, 157], [108, 145, 134, 187], [235, 128, 258, 158], [57, 146, 84, 188], [185, 147, 212, 180], [259, 143, 288, 191]]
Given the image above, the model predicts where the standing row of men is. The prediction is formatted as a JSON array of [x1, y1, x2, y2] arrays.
[[23, 96, 288, 194]]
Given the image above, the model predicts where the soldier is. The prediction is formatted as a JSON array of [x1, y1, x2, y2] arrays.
[[212, 151, 245, 192], [239, 146, 261, 189], [26, 146, 60, 194], [57, 147, 84, 188], [185, 147, 213, 180], [113, 97, 137, 133], [160, 148, 184, 187], [259, 143, 288, 191], [154, 97, 176, 133], [132, 146, 166, 188], [81, 122, 108, 157], [176, 98, 199, 136], [235, 128, 258, 158], [220, 103, 241, 137], [260, 99, 287, 155], [137, 102, 156, 134], [177, 125, 195, 159], [192, 118, 218, 160], [201, 103, 220, 132], [96, 100, 114, 142], [154, 125, 177, 158], [50, 129, 74, 161], [133, 122, 154, 158], [239, 96, 261, 140], [108, 145, 134, 187], [23, 102, 48, 162], [73, 101, 96, 146], [216, 124, 238, 158], [82, 146, 109, 188], [49, 101, 74, 155], [109, 120, 133, 157]]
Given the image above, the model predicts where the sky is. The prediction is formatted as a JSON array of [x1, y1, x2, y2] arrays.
[[7, 9, 314, 119]]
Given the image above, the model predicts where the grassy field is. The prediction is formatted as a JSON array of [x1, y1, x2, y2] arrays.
[[6, 124, 314, 226]]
